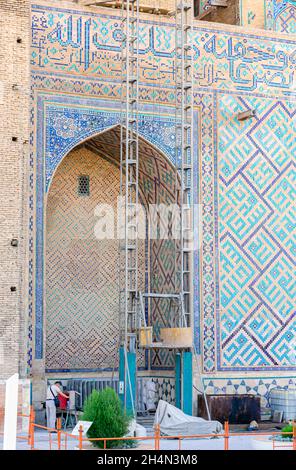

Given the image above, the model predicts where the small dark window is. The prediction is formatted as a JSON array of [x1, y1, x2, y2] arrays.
[[78, 175, 90, 196]]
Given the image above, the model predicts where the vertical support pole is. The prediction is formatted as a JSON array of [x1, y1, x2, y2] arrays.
[[175, 353, 181, 409], [119, 346, 136, 415], [78, 424, 83, 450], [293, 421, 296, 451], [57, 417, 62, 450], [224, 421, 229, 451], [182, 351, 192, 415], [154, 424, 160, 451], [27, 405, 32, 445], [30, 408, 35, 450]]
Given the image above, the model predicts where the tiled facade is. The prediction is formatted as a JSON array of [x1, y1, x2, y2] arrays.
[[0, 0, 294, 404]]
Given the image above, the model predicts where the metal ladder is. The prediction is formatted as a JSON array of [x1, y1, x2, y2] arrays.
[[119, 0, 140, 351], [175, 1, 194, 329]]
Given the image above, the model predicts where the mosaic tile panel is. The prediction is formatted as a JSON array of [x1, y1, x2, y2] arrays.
[[217, 95, 296, 370], [265, 0, 296, 32], [204, 376, 296, 406]]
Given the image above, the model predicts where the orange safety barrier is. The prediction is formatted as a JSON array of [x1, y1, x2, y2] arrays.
[[0, 405, 33, 445], [23, 415, 296, 451]]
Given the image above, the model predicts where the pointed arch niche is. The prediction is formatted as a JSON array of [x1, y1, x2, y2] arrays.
[[45, 125, 181, 372]]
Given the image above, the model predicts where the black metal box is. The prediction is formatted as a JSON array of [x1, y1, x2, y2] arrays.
[[198, 394, 260, 424]]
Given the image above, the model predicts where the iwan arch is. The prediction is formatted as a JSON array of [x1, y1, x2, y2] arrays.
[[44, 124, 183, 374]]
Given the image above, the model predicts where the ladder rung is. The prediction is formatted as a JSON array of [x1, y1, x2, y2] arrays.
[[122, 139, 137, 144], [119, 289, 137, 293], [122, 77, 137, 83], [121, 245, 137, 250], [177, 3, 192, 12], [120, 267, 136, 271]]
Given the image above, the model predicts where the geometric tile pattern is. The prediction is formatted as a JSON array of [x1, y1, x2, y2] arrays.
[[45, 130, 179, 371], [152, 377, 176, 406], [83, 127, 181, 370], [266, 1, 296, 33], [204, 375, 296, 406], [46, 146, 145, 370], [218, 95, 296, 370]]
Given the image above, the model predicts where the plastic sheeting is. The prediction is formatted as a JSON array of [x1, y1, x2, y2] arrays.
[[154, 400, 223, 436]]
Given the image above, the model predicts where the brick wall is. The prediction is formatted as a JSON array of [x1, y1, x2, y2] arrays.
[[0, 0, 30, 379]]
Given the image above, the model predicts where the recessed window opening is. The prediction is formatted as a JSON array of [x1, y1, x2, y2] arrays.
[[78, 175, 90, 196]]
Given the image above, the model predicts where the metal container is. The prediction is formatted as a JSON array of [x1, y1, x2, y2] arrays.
[[270, 388, 296, 421]]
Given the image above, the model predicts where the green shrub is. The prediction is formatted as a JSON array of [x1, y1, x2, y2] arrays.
[[281, 424, 293, 440], [82, 387, 132, 449]]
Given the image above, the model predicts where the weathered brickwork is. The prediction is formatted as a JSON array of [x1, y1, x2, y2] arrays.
[[0, 0, 30, 379]]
